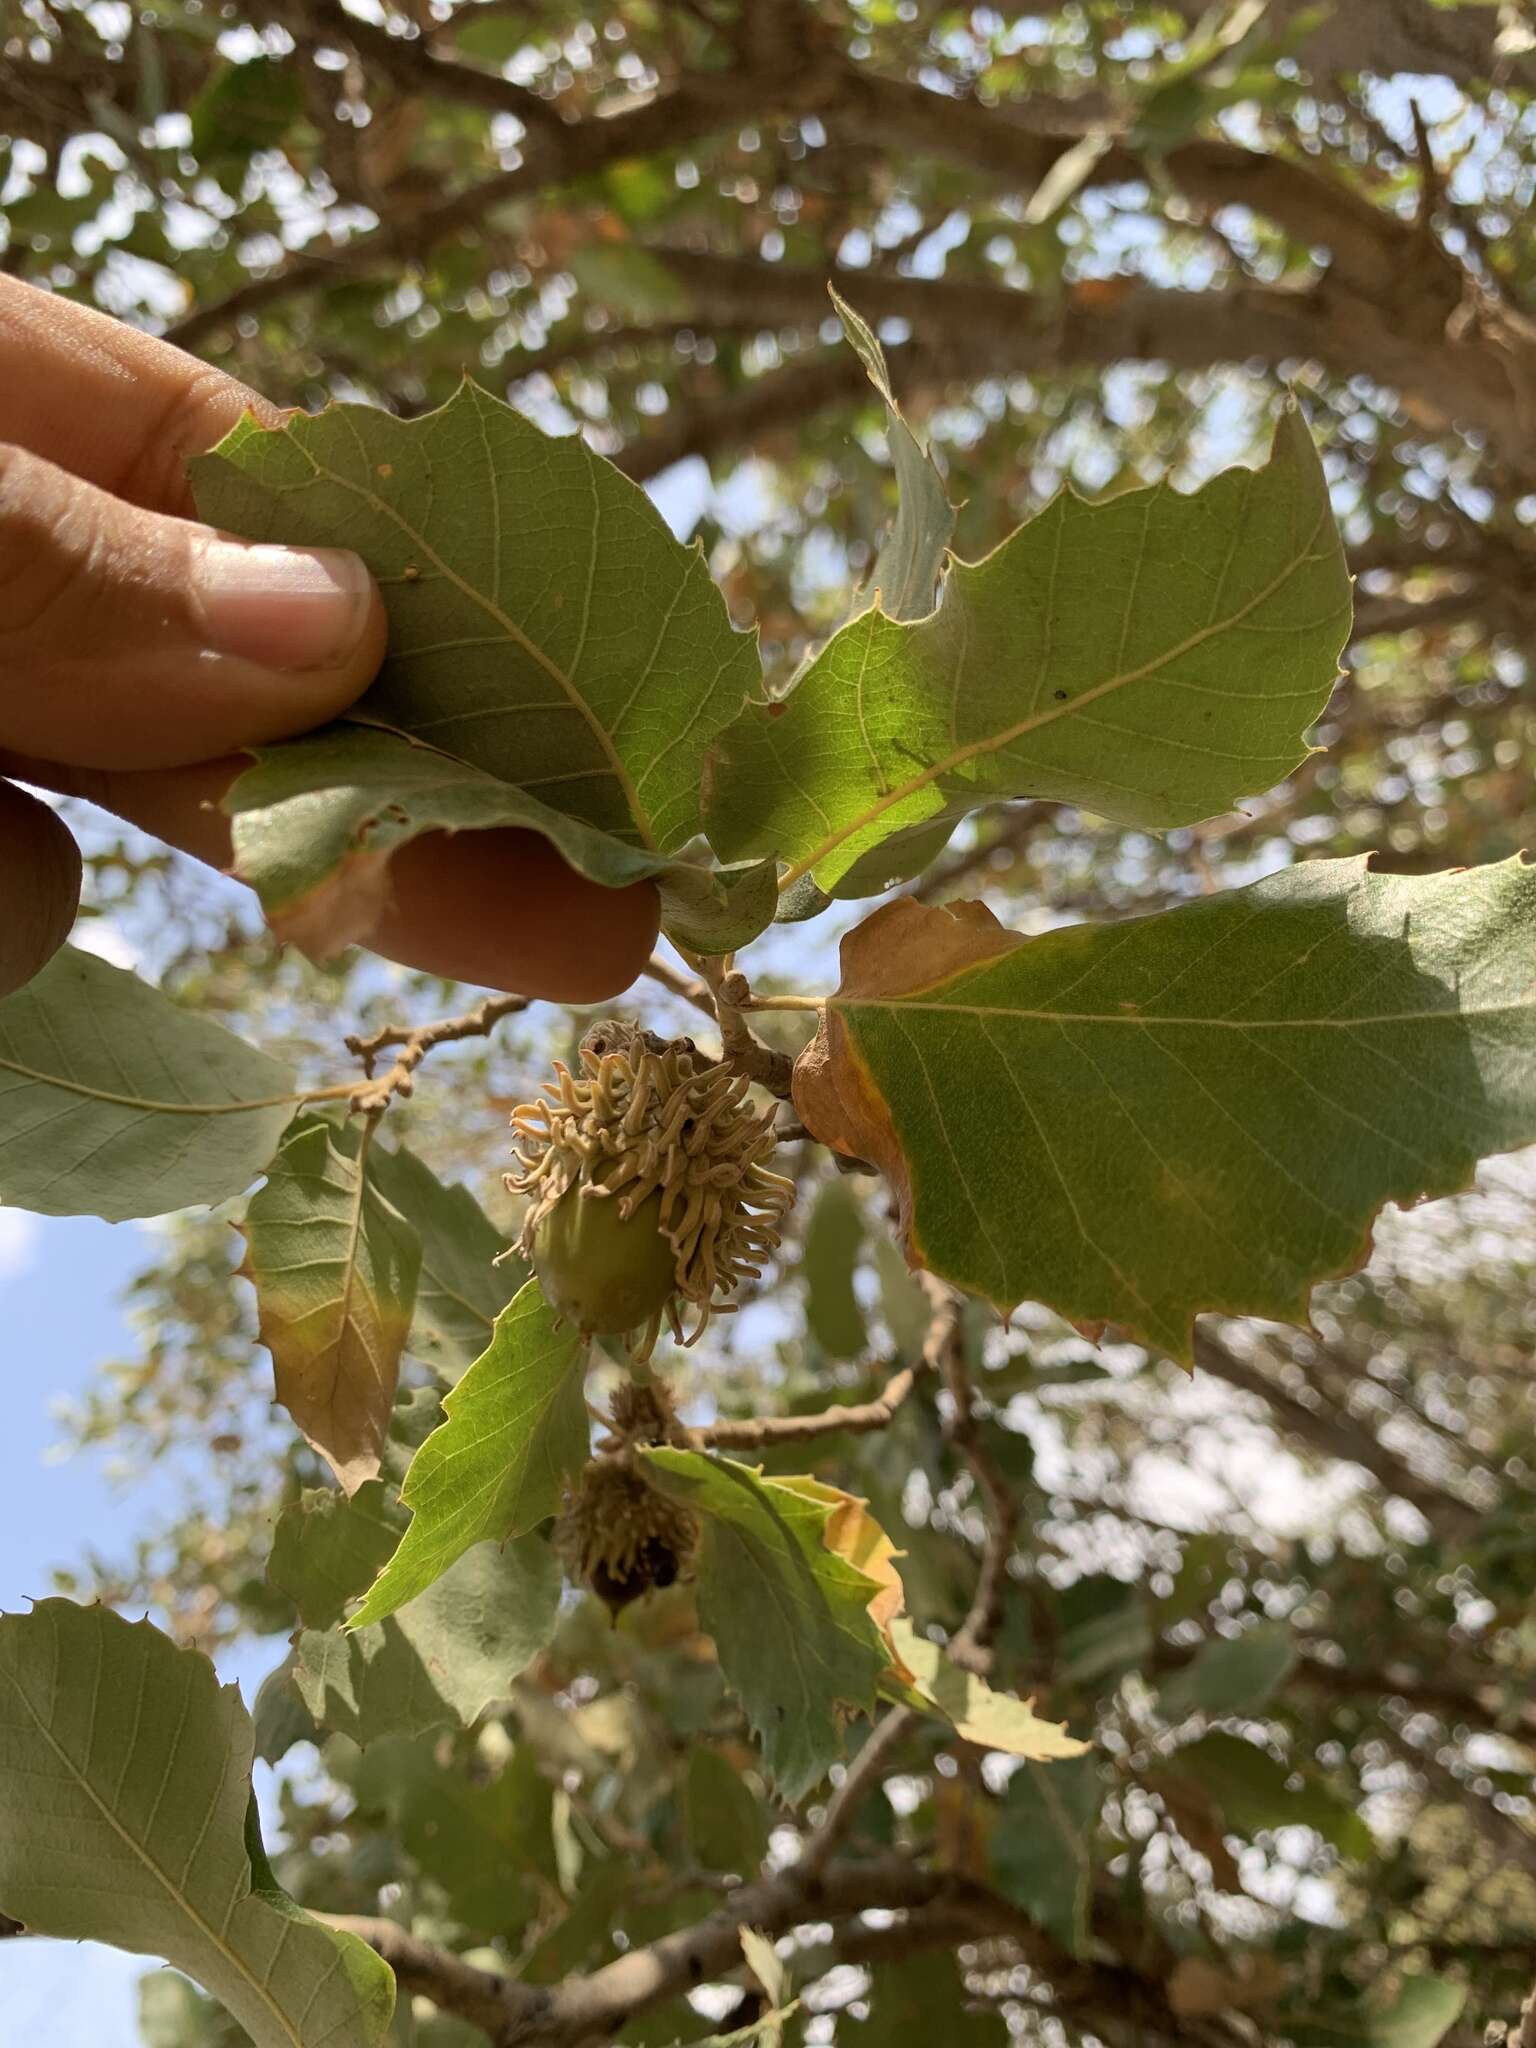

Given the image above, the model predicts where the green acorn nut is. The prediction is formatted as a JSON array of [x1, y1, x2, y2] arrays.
[[506, 1022, 794, 1360], [531, 1183, 676, 1337]]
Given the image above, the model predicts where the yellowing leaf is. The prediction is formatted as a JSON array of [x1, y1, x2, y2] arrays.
[[641, 1450, 888, 1802], [707, 406, 1349, 894], [240, 1114, 421, 1493], [889, 1619, 1087, 1759], [794, 858, 1536, 1362], [772, 1474, 908, 1642]]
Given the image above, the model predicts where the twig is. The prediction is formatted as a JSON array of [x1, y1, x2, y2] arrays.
[[686, 1358, 920, 1450], [316, 1917, 516, 2036], [797, 1705, 920, 1880], [920, 1272, 1018, 1673], [701, 965, 795, 1099], [1520, 1974, 1536, 2048], [344, 992, 531, 1111]]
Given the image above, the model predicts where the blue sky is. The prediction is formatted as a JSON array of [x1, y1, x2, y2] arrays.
[[2, 1213, 167, 2045]]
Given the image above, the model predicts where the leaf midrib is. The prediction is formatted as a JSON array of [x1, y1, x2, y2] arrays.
[[287, 410, 658, 853], [779, 499, 1337, 890], [835, 997, 1528, 1031], [0, 1055, 301, 1116], [0, 1648, 301, 2047]]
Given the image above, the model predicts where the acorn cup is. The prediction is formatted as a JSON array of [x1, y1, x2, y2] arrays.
[[556, 1454, 701, 1621], [507, 1022, 794, 1362]]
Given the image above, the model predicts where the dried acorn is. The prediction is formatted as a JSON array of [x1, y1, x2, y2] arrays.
[[556, 1454, 700, 1620], [508, 1022, 793, 1360]]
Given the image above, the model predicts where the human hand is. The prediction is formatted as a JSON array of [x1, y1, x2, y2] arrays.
[[0, 279, 659, 1003]]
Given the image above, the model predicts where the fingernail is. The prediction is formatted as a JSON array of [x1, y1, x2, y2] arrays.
[[194, 539, 375, 671]]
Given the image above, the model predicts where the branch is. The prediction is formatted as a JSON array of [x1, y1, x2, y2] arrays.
[[687, 1357, 920, 1450], [908, 801, 1055, 904], [921, 1272, 1018, 1674], [344, 990, 530, 1110], [168, 64, 810, 349], [703, 964, 795, 1099], [796, 1704, 919, 1879], [318, 1919, 517, 2036], [292, 0, 561, 128], [1192, 1326, 1481, 1542], [330, 1849, 1187, 2047]]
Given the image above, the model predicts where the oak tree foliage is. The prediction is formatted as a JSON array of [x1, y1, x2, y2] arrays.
[[3, 5, 1536, 2047]]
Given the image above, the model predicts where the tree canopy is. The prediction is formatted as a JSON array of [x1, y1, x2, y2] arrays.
[[3, 5, 1536, 2048]]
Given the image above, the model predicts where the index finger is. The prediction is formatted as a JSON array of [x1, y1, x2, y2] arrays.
[[0, 276, 278, 516]]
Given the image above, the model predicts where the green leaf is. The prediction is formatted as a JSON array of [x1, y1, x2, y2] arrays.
[[223, 729, 778, 960], [802, 1178, 867, 1359], [1281, 1977, 1467, 2048], [350, 1278, 587, 1627], [1158, 1625, 1298, 1720], [1056, 1579, 1154, 1686], [0, 947, 296, 1221], [888, 1619, 1087, 1759], [831, 288, 954, 624], [794, 856, 1536, 1361], [0, 1600, 394, 2046], [859, 1953, 1007, 2045], [990, 1754, 1101, 1958], [190, 384, 765, 946], [249, 1655, 318, 1767], [874, 1235, 931, 1358], [348, 1735, 553, 1937], [641, 1450, 889, 1801], [363, 1142, 522, 1381], [294, 1533, 561, 1743], [188, 55, 301, 175], [268, 1478, 410, 1630], [239, 1113, 422, 1493], [1167, 1731, 1371, 1857], [706, 406, 1349, 894], [684, 1746, 770, 1874], [568, 245, 691, 322], [138, 1970, 246, 2048]]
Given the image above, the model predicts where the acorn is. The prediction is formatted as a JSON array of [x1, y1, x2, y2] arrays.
[[531, 1181, 676, 1337], [555, 1454, 700, 1620], [507, 1023, 794, 1360]]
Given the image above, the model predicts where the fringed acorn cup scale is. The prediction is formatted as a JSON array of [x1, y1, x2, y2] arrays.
[[507, 1021, 794, 1362]]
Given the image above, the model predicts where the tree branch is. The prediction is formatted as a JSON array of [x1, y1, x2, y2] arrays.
[[344, 990, 530, 1110], [687, 1357, 920, 1450], [292, 0, 561, 127], [919, 1272, 1018, 1674], [1192, 1325, 1481, 1541]]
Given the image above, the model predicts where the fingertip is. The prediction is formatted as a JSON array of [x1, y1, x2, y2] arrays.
[[377, 828, 661, 1001], [191, 539, 391, 736]]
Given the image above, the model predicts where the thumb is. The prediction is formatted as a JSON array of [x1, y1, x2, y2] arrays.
[[0, 443, 387, 770], [0, 779, 82, 998]]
